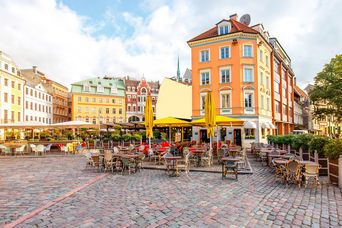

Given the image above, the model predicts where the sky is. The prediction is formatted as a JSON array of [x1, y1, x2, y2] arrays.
[[0, 0, 341, 88]]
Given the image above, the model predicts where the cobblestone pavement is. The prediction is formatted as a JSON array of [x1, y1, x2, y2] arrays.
[[2, 155, 342, 227], [0, 156, 101, 226]]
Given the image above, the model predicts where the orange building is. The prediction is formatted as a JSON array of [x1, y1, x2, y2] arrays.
[[187, 14, 295, 146]]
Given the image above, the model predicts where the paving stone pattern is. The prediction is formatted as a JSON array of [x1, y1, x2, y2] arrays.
[[0, 156, 101, 226], [15, 155, 342, 227]]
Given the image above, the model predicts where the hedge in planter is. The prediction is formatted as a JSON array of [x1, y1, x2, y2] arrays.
[[324, 139, 342, 159], [309, 135, 331, 157], [291, 134, 313, 151]]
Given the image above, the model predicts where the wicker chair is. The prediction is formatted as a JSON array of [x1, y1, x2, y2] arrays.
[[201, 148, 213, 167], [104, 150, 114, 172], [122, 157, 136, 175], [284, 160, 302, 187], [303, 163, 320, 188], [0, 145, 11, 156], [177, 153, 191, 175]]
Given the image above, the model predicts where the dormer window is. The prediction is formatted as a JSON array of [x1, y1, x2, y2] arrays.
[[111, 86, 118, 94], [97, 85, 104, 93], [218, 21, 231, 35], [83, 84, 90, 92]]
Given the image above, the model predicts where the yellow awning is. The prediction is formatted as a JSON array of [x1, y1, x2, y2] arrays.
[[192, 115, 244, 126], [154, 117, 191, 127]]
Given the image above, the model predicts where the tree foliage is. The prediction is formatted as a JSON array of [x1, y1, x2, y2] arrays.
[[309, 54, 342, 122]]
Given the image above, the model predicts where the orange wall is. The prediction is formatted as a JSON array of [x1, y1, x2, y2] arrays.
[[191, 38, 258, 117]]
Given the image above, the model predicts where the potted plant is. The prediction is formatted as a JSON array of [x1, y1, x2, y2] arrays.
[[309, 136, 330, 157], [324, 139, 342, 160]]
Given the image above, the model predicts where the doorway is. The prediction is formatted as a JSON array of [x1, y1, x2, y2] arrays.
[[233, 129, 242, 146], [200, 129, 209, 143]]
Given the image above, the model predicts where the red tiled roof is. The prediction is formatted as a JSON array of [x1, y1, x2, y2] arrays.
[[294, 85, 308, 98], [188, 19, 258, 43]]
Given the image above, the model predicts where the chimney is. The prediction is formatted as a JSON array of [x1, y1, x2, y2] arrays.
[[229, 13, 238, 21], [32, 66, 37, 74]]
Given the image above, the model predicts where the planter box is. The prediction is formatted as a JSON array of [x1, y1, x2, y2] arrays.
[[318, 154, 328, 176]]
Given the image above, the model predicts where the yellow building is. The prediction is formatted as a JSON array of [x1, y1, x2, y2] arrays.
[[71, 77, 126, 124], [0, 51, 25, 124]]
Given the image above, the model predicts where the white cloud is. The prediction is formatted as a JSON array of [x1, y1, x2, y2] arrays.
[[0, 0, 341, 88]]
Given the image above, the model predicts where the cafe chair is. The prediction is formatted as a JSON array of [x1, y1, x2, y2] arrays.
[[177, 152, 191, 175], [15, 145, 26, 156], [30, 144, 37, 155], [284, 160, 302, 187], [36, 144, 46, 156], [201, 148, 213, 167], [303, 163, 320, 188], [61, 145, 69, 155], [90, 155, 102, 172], [44, 144, 52, 154], [104, 150, 114, 173], [0, 145, 11, 156], [122, 158, 136, 175]]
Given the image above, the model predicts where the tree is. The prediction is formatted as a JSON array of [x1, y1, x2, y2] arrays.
[[309, 54, 342, 122]]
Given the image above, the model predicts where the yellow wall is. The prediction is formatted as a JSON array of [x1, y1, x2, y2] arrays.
[[71, 93, 126, 124], [156, 78, 192, 119]]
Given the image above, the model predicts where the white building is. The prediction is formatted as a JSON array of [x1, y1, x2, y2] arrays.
[[23, 82, 53, 124]]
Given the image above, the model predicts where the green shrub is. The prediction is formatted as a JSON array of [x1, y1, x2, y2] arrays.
[[133, 133, 142, 141], [309, 136, 330, 156], [111, 134, 122, 142], [122, 134, 131, 142], [161, 132, 167, 141], [291, 134, 313, 150], [324, 139, 342, 159]]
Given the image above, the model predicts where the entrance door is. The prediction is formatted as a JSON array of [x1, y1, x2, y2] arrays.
[[233, 129, 242, 146], [200, 129, 208, 143]]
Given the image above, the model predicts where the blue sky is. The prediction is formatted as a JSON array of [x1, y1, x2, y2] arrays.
[[0, 0, 341, 87]]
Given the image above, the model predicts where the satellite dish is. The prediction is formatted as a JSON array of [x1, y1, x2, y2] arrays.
[[240, 14, 251, 25]]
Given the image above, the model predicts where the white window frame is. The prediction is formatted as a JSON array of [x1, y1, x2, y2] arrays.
[[243, 44, 253, 57], [220, 90, 232, 114], [261, 94, 264, 110], [260, 71, 264, 85], [97, 85, 104, 93], [220, 66, 231, 83], [259, 50, 263, 62], [218, 21, 231, 35], [219, 46, 230, 59], [111, 86, 118, 94], [200, 69, 210, 85], [200, 92, 207, 115], [200, 49, 210, 62], [83, 84, 90, 92], [243, 65, 254, 82], [244, 90, 255, 114]]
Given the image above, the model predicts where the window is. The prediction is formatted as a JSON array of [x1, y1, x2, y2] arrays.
[[97, 85, 104, 93], [200, 94, 206, 111], [12, 67, 15, 73], [266, 55, 269, 67], [98, 98, 103, 103], [30, 89, 33, 96], [11, 81, 15, 88], [275, 101, 280, 113], [128, 105, 131, 112], [274, 81, 280, 93], [11, 95, 15, 104], [30, 102, 33, 110], [200, 71, 210, 85], [85, 97, 89, 102], [83, 85, 90, 92], [243, 66, 254, 82], [111, 86, 117, 94], [92, 108, 96, 113], [106, 108, 109, 114], [112, 99, 116, 104], [92, 97, 96, 102], [4, 78, 8, 86], [17, 97, 21, 105], [260, 71, 264, 85], [4, 93, 8, 102], [220, 67, 231, 83], [112, 108, 116, 114], [77, 107, 81, 113], [119, 108, 122, 114], [106, 98, 109, 103], [221, 92, 231, 109], [200, 50, 209, 62], [244, 93, 253, 108], [11, 111, 15, 121], [26, 101, 28, 109], [245, 129, 255, 138], [267, 98, 270, 111], [261, 95, 264, 109], [4, 64, 8, 70], [18, 84, 21, 90], [26, 88, 29, 95], [17, 112, 21, 122], [92, 118, 96, 124], [35, 91, 37, 97], [119, 99, 122, 104], [4, 110, 8, 123], [78, 97, 82, 102], [266, 76, 270, 89], [219, 25, 230, 35], [85, 107, 89, 113], [259, 50, 263, 62], [220, 47, 230, 59], [98, 108, 102, 114], [243, 45, 252, 57]]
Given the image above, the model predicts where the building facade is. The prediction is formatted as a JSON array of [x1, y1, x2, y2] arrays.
[[22, 81, 53, 124], [21, 66, 69, 123], [124, 77, 159, 122], [0, 51, 25, 124], [293, 85, 307, 129], [71, 77, 126, 124], [187, 14, 295, 146]]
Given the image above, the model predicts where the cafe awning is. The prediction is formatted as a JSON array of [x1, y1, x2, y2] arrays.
[[51, 120, 96, 128], [154, 117, 191, 127], [244, 121, 257, 129], [191, 115, 244, 126], [0, 122, 50, 129]]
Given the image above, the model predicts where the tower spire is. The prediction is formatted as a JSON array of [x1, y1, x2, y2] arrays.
[[177, 55, 181, 81]]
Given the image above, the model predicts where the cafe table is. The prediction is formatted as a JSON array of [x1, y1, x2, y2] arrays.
[[3, 141, 28, 156], [164, 156, 182, 177]]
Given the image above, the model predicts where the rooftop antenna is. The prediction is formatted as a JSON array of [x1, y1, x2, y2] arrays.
[[240, 14, 251, 26]]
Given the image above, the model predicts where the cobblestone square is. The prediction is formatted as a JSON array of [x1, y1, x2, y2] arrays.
[[1, 155, 342, 227]]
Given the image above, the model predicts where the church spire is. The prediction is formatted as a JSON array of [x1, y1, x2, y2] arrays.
[[177, 55, 181, 81]]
